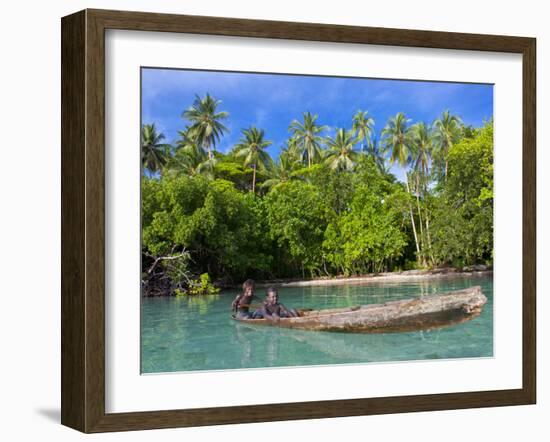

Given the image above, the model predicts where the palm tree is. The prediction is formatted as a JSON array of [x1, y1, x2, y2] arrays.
[[381, 112, 421, 259], [433, 110, 462, 181], [365, 136, 387, 173], [182, 93, 229, 161], [382, 113, 414, 165], [284, 136, 303, 164], [175, 126, 199, 150], [165, 128, 213, 178], [412, 123, 433, 179], [324, 129, 360, 172], [411, 122, 435, 265], [352, 110, 375, 152], [261, 150, 300, 189], [234, 127, 272, 194], [289, 112, 327, 167], [141, 123, 171, 175], [165, 145, 213, 178]]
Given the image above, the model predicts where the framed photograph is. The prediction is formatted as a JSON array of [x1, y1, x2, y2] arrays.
[[61, 9, 536, 433]]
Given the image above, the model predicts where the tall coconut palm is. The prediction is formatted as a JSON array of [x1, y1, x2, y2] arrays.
[[324, 128, 360, 172], [382, 113, 414, 166], [284, 136, 303, 164], [412, 122, 436, 265], [411, 122, 433, 217], [141, 123, 171, 175], [365, 136, 387, 173], [412, 123, 433, 179], [234, 127, 272, 194], [182, 93, 229, 161], [352, 110, 375, 152], [433, 110, 462, 181], [381, 112, 421, 259], [289, 112, 327, 167]]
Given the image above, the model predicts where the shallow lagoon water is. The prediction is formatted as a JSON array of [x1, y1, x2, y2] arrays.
[[141, 274, 493, 373]]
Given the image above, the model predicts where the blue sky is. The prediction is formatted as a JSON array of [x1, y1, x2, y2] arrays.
[[141, 68, 493, 180]]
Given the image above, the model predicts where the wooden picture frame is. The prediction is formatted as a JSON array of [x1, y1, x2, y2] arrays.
[[61, 8, 536, 433]]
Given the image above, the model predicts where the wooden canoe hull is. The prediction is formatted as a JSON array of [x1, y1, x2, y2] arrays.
[[233, 286, 488, 333]]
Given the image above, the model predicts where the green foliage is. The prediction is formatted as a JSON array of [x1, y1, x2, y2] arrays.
[[142, 92, 494, 293], [432, 110, 463, 181], [233, 126, 273, 193], [142, 175, 273, 283], [213, 156, 252, 191], [324, 128, 360, 171], [289, 112, 327, 167], [187, 273, 220, 296], [381, 112, 414, 167], [261, 148, 303, 190], [141, 123, 171, 174], [323, 184, 407, 274], [164, 253, 193, 286], [182, 93, 229, 159], [352, 110, 375, 151], [164, 128, 214, 179], [430, 122, 493, 265], [323, 179, 409, 275], [263, 181, 329, 276]]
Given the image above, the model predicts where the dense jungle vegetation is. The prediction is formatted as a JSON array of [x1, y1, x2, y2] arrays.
[[141, 94, 493, 295]]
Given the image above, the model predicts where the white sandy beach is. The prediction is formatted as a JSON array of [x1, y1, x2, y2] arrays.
[[256, 268, 492, 288]]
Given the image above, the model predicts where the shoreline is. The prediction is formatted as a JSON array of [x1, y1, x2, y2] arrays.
[[240, 267, 493, 289], [144, 267, 493, 296]]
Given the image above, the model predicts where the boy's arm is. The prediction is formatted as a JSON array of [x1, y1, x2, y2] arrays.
[[231, 294, 241, 311], [260, 304, 271, 318], [279, 303, 298, 317], [261, 305, 280, 322], [279, 303, 291, 316]]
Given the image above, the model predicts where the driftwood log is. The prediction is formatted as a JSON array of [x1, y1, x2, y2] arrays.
[[233, 286, 487, 333]]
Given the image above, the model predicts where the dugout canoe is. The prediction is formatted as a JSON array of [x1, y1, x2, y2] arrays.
[[232, 286, 487, 333]]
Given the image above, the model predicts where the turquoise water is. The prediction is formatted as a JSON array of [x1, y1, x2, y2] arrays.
[[141, 274, 493, 373]]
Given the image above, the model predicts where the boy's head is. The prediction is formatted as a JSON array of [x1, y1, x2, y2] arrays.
[[266, 287, 279, 304], [242, 279, 255, 297]]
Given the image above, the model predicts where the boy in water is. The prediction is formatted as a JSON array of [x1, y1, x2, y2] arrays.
[[257, 287, 299, 321], [231, 279, 262, 319]]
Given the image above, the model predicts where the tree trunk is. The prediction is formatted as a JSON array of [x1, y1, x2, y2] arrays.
[[252, 162, 257, 194], [420, 176, 435, 266], [404, 172, 421, 258], [425, 210, 435, 265], [206, 139, 212, 161], [415, 173, 426, 266]]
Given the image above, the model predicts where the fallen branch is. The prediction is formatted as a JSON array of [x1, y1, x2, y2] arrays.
[[145, 249, 188, 275]]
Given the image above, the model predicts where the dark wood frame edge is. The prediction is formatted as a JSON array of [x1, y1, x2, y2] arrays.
[[61, 8, 536, 433]]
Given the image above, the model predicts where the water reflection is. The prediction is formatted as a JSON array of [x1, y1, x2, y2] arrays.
[[141, 274, 493, 373], [183, 293, 220, 315]]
